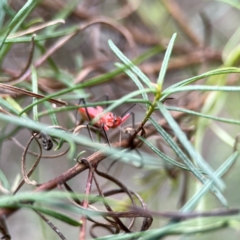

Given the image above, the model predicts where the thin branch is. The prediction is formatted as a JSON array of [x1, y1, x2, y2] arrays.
[[162, 0, 202, 46]]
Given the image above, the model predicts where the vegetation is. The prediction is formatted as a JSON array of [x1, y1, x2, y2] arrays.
[[0, 0, 240, 239]]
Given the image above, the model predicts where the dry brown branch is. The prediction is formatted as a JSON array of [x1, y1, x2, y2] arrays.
[[161, 0, 202, 46], [140, 48, 222, 74], [0, 83, 67, 105]]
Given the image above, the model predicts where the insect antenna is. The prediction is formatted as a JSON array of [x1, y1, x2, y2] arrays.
[[121, 104, 136, 117], [162, 97, 174, 103]]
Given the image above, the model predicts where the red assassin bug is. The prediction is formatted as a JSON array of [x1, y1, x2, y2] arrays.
[[78, 98, 135, 146], [78, 106, 131, 131]]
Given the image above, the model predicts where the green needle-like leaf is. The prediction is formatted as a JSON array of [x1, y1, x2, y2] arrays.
[[0, 0, 41, 52], [157, 33, 177, 87], [18, 204, 82, 226], [181, 151, 239, 212], [166, 106, 240, 125], [157, 102, 225, 190], [108, 39, 153, 89], [31, 66, 38, 122]]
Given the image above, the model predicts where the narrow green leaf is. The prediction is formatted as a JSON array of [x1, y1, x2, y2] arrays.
[[163, 67, 240, 93], [5, 97, 26, 115], [157, 102, 225, 190], [115, 63, 149, 102], [0, 192, 108, 218], [149, 118, 204, 176], [0, 126, 21, 141], [164, 85, 240, 96], [166, 106, 240, 125], [139, 136, 205, 172], [0, 168, 10, 191], [95, 217, 231, 239], [0, 0, 41, 51], [0, 191, 87, 206], [0, 98, 20, 115], [18, 67, 128, 116], [10, 174, 21, 193], [215, 0, 240, 10], [34, 41, 60, 73], [4, 26, 79, 43], [222, 26, 240, 61], [181, 151, 239, 212], [157, 33, 177, 87], [31, 66, 38, 122], [210, 123, 234, 147], [0, 113, 78, 158], [150, 117, 227, 206], [44, 0, 78, 34], [38, 99, 149, 118], [18, 204, 82, 226], [2, 3, 15, 19], [43, 101, 59, 126], [0, 0, 7, 28], [108, 39, 153, 89], [0, 113, 155, 165]]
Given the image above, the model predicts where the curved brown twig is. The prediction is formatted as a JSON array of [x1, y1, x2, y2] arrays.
[[11, 136, 70, 158], [92, 189, 153, 232], [5, 35, 36, 83], [79, 159, 96, 240], [10, 17, 136, 85], [90, 223, 116, 238], [93, 167, 134, 233], [20, 133, 42, 187], [60, 182, 121, 236]]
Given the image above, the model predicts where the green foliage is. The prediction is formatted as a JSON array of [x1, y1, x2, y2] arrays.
[[1, 1, 240, 239]]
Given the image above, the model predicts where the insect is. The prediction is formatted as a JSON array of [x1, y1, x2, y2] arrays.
[[37, 131, 53, 151], [78, 98, 135, 145], [78, 105, 132, 131]]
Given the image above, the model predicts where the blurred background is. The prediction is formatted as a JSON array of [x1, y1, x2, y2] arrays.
[[1, 0, 240, 239]]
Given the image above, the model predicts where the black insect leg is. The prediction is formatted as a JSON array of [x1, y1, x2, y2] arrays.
[[77, 98, 95, 142], [101, 124, 111, 148], [76, 98, 92, 123]]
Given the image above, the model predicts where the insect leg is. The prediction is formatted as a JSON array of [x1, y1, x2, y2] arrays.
[[76, 98, 92, 123], [86, 123, 94, 143], [76, 98, 96, 142], [101, 124, 111, 148]]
